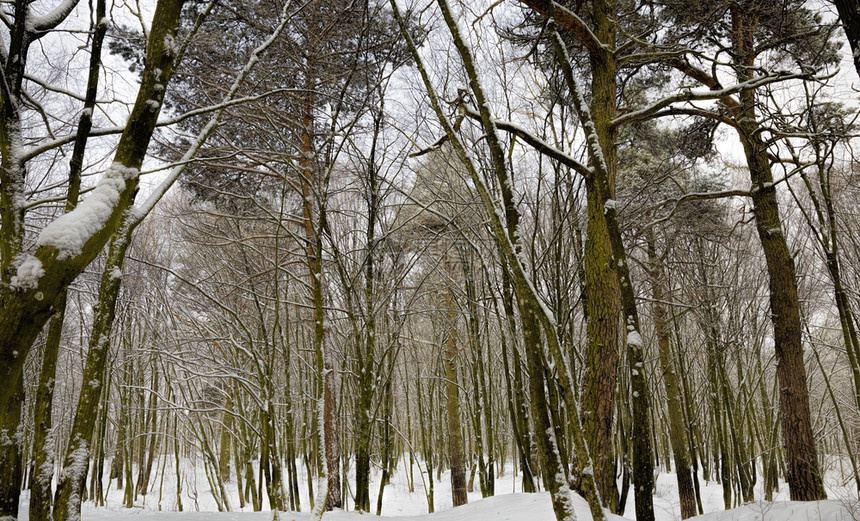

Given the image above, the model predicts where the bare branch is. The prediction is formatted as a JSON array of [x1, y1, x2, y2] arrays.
[[514, 0, 605, 56]]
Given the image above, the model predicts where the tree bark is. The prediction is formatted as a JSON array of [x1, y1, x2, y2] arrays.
[[834, 0, 860, 79], [29, 296, 65, 521], [731, 4, 826, 500], [443, 282, 468, 507], [324, 356, 341, 510], [582, 176, 620, 511], [0, 377, 23, 519], [52, 231, 131, 521], [581, 0, 621, 508], [646, 238, 696, 518]]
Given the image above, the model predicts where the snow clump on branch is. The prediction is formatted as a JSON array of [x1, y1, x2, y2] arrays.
[[36, 163, 138, 259], [10, 254, 44, 290]]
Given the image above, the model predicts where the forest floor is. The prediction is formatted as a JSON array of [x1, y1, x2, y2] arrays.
[[19, 458, 860, 520]]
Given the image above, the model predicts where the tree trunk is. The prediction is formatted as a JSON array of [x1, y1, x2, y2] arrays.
[[646, 238, 696, 518], [834, 0, 860, 79], [29, 298, 65, 521], [730, 5, 825, 500], [324, 357, 341, 510], [443, 285, 468, 507], [582, 176, 620, 511], [52, 230, 131, 521], [581, 0, 621, 507], [0, 377, 23, 519], [219, 394, 233, 484]]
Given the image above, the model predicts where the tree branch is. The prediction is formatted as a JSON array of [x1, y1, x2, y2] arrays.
[[613, 71, 805, 127], [460, 105, 591, 178], [514, 0, 605, 56]]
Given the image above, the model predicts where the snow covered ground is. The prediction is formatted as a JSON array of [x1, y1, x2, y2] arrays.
[[19, 457, 860, 520]]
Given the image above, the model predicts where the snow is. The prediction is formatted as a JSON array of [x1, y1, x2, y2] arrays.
[[12, 458, 860, 521], [37, 162, 138, 259], [626, 331, 643, 347], [36, 430, 56, 489], [20, 493, 620, 521], [693, 501, 860, 520], [26, 0, 79, 31], [10, 254, 44, 290], [164, 34, 179, 55], [61, 441, 91, 521]]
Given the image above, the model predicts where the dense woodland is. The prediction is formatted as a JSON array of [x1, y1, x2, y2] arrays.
[[0, 0, 859, 520]]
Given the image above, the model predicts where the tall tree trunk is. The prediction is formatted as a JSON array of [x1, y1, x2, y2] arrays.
[[443, 281, 468, 507], [731, 5, 825, 500], [581, 0, 621, 507], [298, 10, 336, 513], [0, 377, 23, 519], [354, 107, 383, 512], [646, 238, 696, 518], [582, 176, 620, 511], [52, 229, 131, 521], [324, 356, 341, 510], [30, 297, 65, 521]]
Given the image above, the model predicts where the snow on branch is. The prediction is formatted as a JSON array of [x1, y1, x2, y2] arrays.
[[20, 89, 297, 162], [612, 70, 811, 127], [11, 255, 45, 290], [460, 106, 592, 179], [28, 0, 81, 34], [516, 0, 605, 56], [35, 162, 138, 258]]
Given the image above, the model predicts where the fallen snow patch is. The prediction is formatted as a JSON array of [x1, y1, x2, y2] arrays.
[[694, 500, 860, 521]]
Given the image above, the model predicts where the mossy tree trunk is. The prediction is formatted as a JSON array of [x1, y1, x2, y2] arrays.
[[582, 0, 621, 508], [0, 3, 185, 516], [52, 228, 131, 521]]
